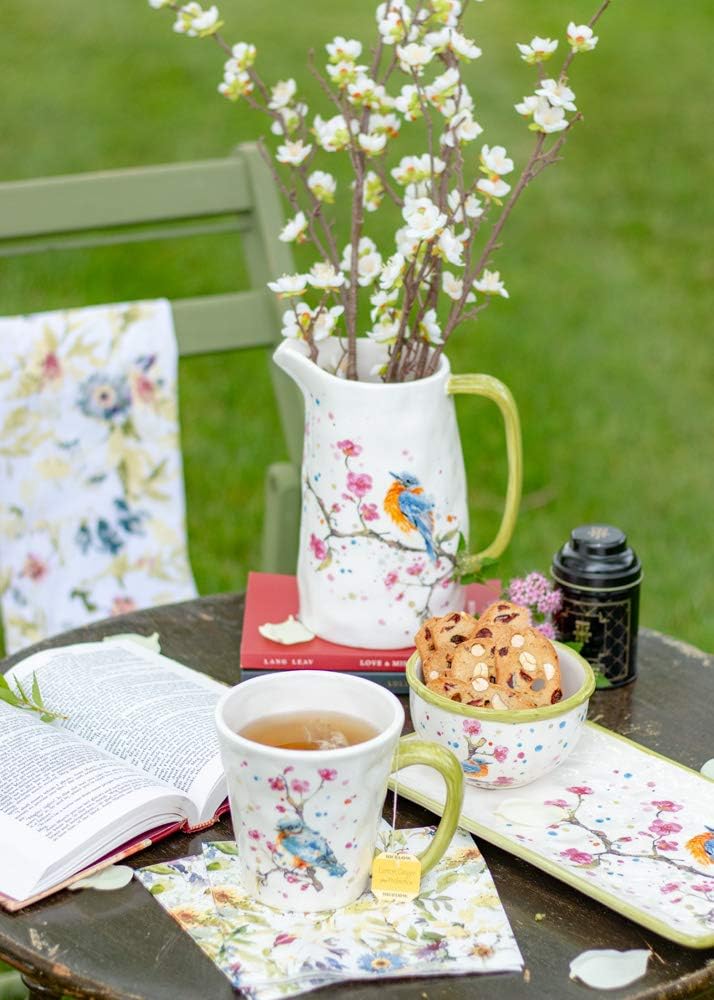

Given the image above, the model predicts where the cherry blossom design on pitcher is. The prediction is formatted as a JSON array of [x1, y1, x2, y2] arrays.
[[250, 766, 347, 895], [460, 719, 509, 783], [305, 437, 463, 626]]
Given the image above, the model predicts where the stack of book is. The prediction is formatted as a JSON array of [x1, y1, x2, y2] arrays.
[[239, 573, 500, 694]]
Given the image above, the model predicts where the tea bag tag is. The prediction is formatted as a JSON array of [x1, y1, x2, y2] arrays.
[[371, 851, 421, 902]]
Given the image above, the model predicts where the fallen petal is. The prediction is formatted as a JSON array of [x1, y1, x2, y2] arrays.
[[103, 632, 161, 653], [700, 758, 714, 780], [569, 949, 650, 990], [258, 615, 315, 645], [70, 865, 134, 892], [494, 799, 568, 827]]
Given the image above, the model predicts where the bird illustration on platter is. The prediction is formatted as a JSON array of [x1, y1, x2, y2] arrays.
[[275, 816, 346, 880], [384, 471, 437, 561], [686, 827, 714, 866]]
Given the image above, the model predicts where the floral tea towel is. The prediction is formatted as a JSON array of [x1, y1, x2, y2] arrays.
[[136, 825, 523, 1000], [0, 300, 197, 652]]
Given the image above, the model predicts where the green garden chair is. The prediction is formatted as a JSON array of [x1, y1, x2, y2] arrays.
[[0, 142, 302, 582]]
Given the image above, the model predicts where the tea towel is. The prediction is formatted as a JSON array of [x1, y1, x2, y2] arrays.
[[136, 824, 523, 999], [0, 300, 197, 652]]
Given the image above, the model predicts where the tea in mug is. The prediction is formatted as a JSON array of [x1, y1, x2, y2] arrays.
[[239, 710, 379, 751]]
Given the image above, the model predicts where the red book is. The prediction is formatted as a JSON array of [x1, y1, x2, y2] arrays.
[[240, 572, 501, 674]]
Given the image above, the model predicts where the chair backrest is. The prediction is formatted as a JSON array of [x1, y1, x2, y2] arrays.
[[0, 142, 302, 466]]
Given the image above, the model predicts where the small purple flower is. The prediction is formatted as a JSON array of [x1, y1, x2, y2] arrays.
[[537, 588, 563, 616], [309, 533, 328, 561], [536, 621, 557, 640], [361, 503, 380, 521], [347, 471, 373, 497]]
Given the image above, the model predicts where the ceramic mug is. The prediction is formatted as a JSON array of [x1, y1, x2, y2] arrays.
[[214, 670, 464, 912]]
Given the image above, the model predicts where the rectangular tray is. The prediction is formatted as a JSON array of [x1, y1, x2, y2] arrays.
[[392, 722, 714, 947]]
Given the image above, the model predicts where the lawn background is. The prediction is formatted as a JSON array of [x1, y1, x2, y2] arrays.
[[1, 0, 712, 654]]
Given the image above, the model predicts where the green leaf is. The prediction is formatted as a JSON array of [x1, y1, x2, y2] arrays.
[[406, 926, 418, 941], [214, 842, 240, 856], [595, 673, 613, 689], [317, 552, 332, 571], [144, 864, 179, 875], [148, 883, 167, 895], [205, 861, 224, 871], [0, 674, 11, 690], [456, 532, 467, 555], [458, 570, 486, 585], [0, 688, 21, 706], [31, 672, 43, 707], [438, 528, 459, 544], [564, 640, 584, 654], [13, 677, 29, 702]]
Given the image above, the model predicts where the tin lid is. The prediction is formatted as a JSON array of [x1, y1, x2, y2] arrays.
[[551, 524, 642, 590]]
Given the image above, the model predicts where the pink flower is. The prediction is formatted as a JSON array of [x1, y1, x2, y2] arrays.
[[337, 439, 362, 457], [651, 800, 683, 812], [660, 882, 680, 894], [274, 933, 297, 947], [407, 561, 425, 576], [347, 471, 373, 497], [318, 768, 337, 781], [330, 503, 341, 513], [276, 804, 287, 813], [384, 571, 399, 588], [267, 841, 277, 853], [286, 875, 298, 884], [536, 621, 557, 640], [655, 840, 679, 852], [290, 778, 310, 794], [111, 596, 137, 616], [537, 588, 562, 616], [41, 351, 61, 381], [361, 503, 380, 521], [545, 799, 570, 809], [21, 553, 49, 582], [269, 776, 285, 790], [560, 848, 594, 865], [309, 533, 328, 561], [567, 786, 593, 796], [248, 829, 261, 841], [649, 819, 683, 836], [691, 883, 714, 894], [463, 719, 482, 736], [494, 775, 514, 786], [493, 746, 509, 762]]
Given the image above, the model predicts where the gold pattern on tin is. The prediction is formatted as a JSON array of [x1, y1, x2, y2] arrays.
[[587, 526, 611, 540], [561, 596, 632, 683], [574, 619, 592, 644]]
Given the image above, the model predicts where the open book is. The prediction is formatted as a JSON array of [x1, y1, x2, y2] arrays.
[[0, 639, 228, 910]]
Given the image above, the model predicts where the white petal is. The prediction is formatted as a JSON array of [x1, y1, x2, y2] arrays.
[[258, 615, 315, 645], [569, 949, 650, 990], [70, 865, 134, 891], [103, 632, 161, 654], [701, 758, 714, 779], [494, 799, 568, 828]]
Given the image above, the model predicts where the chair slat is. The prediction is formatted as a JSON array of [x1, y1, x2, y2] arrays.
[[173, 291, 277, 355], [0, 159, 253, 240]]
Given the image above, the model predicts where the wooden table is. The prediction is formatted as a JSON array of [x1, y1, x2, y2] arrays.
[[1, 594, 713, 1000]]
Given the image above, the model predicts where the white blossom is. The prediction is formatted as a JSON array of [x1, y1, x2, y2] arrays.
[[340, 237, 380, 275], [535, 79, 577, 111], [218, 70, 253, 101], [313, 305, 344, 340], [448, 189, 484, 223], [514, 95, 542, 118], [516, 36, 558, 64], [394, 84, 422, 121], [402, 197, 447, 241], [269, 79, 297, 110], [396, 42, 435, 74], [441, 109, 482, 147], [358, 132, 388, 156], [326, 60, 364, 88], [270, 104, 305, 135], [395, 224, 421, 258], [439, 87, 474, 120], [367, 316, 401, 344], [419, 308, 443, 345], [326, 36, 362, 62], [370, 113, 401, 138], [278, 211, 308, 243], [379, 253, 406, 290], [149, 0, 172, 8], [480, 144, 514, 175], [370, 287, 399, 321], [268, 273, 309, 297], [230, 42, 256, 70], [173, 3, 221, 37], [348, 75, 390, 110], [392, 153, 445, 185], [476, 176, 511, 200], [425, 67, 460, 109], [473, 269, 509, 298], [533, 102, 568, 133], [276, 139, 312, 165], [377, 3, 414, 45], [450, 31, 482, 60], [308, 170, 337, 202], [362, 171, 385, 212], [313, 114, 354, 153], [442, 271, 475, 302], [357, 251, 384, 286], [308, 262, 346, 290], [436, 228, 464, 266], [567, 22, 598, 53]]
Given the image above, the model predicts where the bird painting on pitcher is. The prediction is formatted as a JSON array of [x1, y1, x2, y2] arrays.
[[686, 827, 714, 866], [384, 471, 437, 561], [275, 816, 346, 878]]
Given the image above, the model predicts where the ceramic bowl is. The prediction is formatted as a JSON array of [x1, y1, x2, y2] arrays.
[[406, 642, 595, 789]]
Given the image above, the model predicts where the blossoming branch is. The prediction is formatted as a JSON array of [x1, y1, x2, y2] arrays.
[[149, 0, 610, 382]]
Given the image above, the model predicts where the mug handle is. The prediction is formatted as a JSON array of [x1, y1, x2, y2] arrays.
[[391, 737, 464, 876], [446, 373, 523, 575]]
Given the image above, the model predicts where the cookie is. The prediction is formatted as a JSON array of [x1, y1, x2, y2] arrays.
[[421, 649, 458, 682], [425, 674, 484, 706], [478, 600, 531, 631], [415, 617, 440, 663], [450, 641, 497, 684], [428, 610, 478, 651], [492, 625, 561, 706]]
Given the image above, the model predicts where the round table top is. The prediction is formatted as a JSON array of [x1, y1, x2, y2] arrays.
[[1, 593, 712, 1000]]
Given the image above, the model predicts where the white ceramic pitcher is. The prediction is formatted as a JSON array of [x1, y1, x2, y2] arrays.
[[273, 339, 522, 649]]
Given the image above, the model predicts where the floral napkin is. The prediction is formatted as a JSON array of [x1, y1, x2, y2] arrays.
[[136, 824, 523, 999], [0, 300, 197, 652]]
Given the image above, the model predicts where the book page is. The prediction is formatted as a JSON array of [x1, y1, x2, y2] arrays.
[[9, 640, 227, 822], [0, 703, 187, 900]]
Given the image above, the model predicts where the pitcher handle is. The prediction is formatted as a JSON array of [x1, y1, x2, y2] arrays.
[[446, 374, 522, 574]]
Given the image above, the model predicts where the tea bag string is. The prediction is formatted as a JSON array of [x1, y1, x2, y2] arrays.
[[389, 740, 399, 850]]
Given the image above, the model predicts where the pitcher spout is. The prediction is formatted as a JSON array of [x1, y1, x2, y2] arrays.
[[272, 340, 323, 397]]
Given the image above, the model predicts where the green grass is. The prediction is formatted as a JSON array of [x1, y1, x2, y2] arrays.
[[1, 0, 712, 653]]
